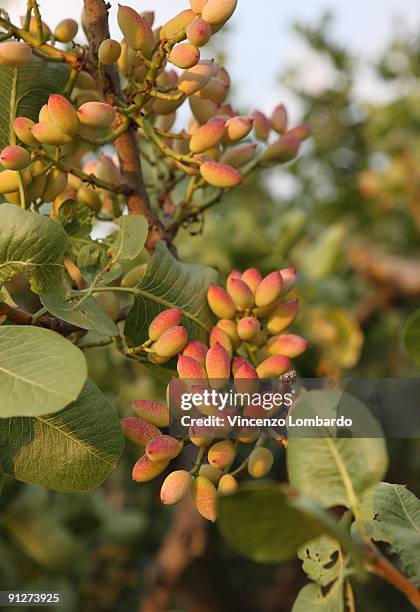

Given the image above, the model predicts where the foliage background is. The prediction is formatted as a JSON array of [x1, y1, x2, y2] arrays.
[[0, 5, 420, 611]]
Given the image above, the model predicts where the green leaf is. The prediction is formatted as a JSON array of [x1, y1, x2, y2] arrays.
[[77, 243, 122, 286], [218, 482, 359, 564], [402, 308, 420, 369], [0, 204, 68, 293], [298, 536, 340, 586], [0, 379, 124, 491], [108, 216, 148, 262], [41, 289, 118, 337], [359, 482, 420, 585], [0, 57, 69, 149], [56, 200, 93, 253], [292, 581, 344, 612], [287, 432, 388, 509], [124, 241, 217, 347], [0, 326, 87, 417]]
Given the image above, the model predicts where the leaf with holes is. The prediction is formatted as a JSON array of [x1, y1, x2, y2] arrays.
[[358, 482, 420, 585], [0, 379, 124, 491], [0, 203, 68, 293], [124, 241, 217, 348], [0, 325, 87, 418], [0, 57, 69, 149], [298, 536, 340, 586]]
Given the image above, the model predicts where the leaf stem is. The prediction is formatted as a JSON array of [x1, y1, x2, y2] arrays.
[[16, 171, 26, 210]]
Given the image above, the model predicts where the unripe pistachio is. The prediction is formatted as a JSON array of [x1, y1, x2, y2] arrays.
[[218, 102, 236, 116], [266, 300, 299, 334], [148, 352, 170, 365], [153, 92, 185, 115], [0, 145, 30, 170], [217, 319, 240, 349], [232, 356, 249, 376], [154, 325, 189, 358], [154, 111, 176, 132], [207, 283, 236, 319], [148, 308, 182, 342], [177, 355, 207, 380], [225, 115, 254, 142], [261, 135, 300, 164], [74, 90, 104, 105], [121, 417, 161, 446], [255, 271, 283, 308], [216, 66, 230, 87], [76, 70, 97, 90], [189, 96, 219, 124], [141, 11, 155, 26], [178, 60, 214, 95], [160, 470, 192, 505], [252, 110, 271, 141], [132, 454, 169, 482], [53, 188, 76, 210], [195, 77, 228, 104], [200, 160, 243, 188], [95, 154, 121, 184], [218, 474, 239, 495], [248, 447, 274, 478], [272, 103, 288, 134], [256, 355, 291, 378], [280, 268, 297, 295], [48, 94, 79, 136], [183, 340, 208, 365], [98, 39, 122, 65], [190, 423, 214, 446], [199, 464, 223, 484], [202, 0, 237, 26], [117, 5, 154, 57], [160, 9, 196, 41], [206, 342, 231, 384], [209, 326, 233, 357], [267, 333, 308, 358], [192, 475, 217, 522], [195, 146, 220, 161], [234, 361, 259, 394], [170, 43, 200, 69], [54, 18, 78, 43], [13, 117, 39, 147], [190, 0, 208, 12], [190, 119, 225, 153], [208, 440, 236, 469], [227, 277, 254, 309], [94, 291, 120, 321], [77, 102, 116, 129], [227, 269, 241, 283], [241, 268, 262, 293], [0, 41, 32, 67], [220, 143, 257, 168], [38, 104, 51, 123], [156, 69, 179, 89], [0, 169, 31, 194], [42, 169, 68, 202], [31, 122, 73, 146], [132, 399, 169, 428], [237, 316, 260, 341], [287, 123, 311, 141], [186, 18, 212, 47], [146, 435, 183, 462], [122, 263, 147, 287], [21, 16, 50, 41], [78, 185, 101, 212]]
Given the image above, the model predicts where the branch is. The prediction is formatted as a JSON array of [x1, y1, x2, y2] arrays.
[[83, 0, 170, 252], [366, 544, 420, 611], [0, 301, 81, 336]]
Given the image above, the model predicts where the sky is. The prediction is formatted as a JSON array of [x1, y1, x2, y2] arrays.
[[4, 0, 420, 118]]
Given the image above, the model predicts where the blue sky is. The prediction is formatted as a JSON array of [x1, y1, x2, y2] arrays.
[[6, 0, 420, 117]]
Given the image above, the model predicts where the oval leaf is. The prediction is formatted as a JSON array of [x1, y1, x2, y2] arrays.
[[124, 241, 217, 347], [108, 216, 148, 262], [0, 204, 68, 293], [292, 581, 344, 612], [0, 326, 87, 417], [0, 379, 124, 491]]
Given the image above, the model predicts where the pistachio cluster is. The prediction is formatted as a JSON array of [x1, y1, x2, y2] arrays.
[[122, 267, 307, 522], [0, 0, 309, 220]]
